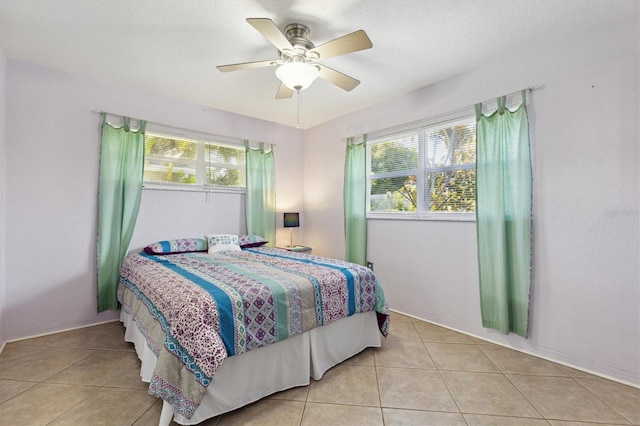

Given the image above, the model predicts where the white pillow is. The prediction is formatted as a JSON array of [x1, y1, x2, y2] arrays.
[[205, 234, 242, 254]]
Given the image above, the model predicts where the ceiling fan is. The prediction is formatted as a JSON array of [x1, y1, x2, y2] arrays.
[[217, 18, 373, 99]]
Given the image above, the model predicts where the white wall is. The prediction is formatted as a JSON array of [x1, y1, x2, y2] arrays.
[[4, 61, 304, 341], [304, 14, 640, 386], [0, 45, 7, 349]]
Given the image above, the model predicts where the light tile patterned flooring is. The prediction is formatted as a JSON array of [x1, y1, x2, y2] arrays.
[[0, 311, 638, 425]]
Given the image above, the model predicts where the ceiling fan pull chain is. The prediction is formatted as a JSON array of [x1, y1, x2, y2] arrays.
[[296, 89, 301, 129]]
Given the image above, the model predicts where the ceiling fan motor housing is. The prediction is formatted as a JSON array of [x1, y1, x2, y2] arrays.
[[281, 23, 319, 62]]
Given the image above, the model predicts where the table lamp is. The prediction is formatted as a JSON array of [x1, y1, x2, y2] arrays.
[[283, 212, 300, 247]]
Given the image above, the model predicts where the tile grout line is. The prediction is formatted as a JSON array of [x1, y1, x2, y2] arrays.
[[569, 375, 636, 425], [372, 346, 385, 425], [43, 374, 104, 425], [501, 371, 553, 423], [420, 319, 546, 424]]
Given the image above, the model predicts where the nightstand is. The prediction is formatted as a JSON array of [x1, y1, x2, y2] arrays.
[[280, 245, 312, 254]]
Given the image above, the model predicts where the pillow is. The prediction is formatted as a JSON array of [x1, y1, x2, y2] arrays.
[[206, 234, 242, 254], [237, 234, 268, 248], [143, 238, 207, 255]]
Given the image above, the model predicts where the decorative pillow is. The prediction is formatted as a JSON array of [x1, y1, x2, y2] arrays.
[[205, 234, 242, 254], [143, 238, 207, 255], [237, 234, 268, 248]]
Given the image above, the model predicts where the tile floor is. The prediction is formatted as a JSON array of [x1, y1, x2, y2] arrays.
[[0, 312, 638, 425]]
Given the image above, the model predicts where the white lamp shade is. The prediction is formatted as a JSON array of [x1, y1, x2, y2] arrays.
[[275, 63, 319, 91]]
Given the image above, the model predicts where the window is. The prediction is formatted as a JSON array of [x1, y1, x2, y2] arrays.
[[367, 115, 476, 220], [144, 132, 245, 191]]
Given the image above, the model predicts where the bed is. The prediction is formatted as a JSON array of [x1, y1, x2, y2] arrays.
[[117, 235, 389, 426]]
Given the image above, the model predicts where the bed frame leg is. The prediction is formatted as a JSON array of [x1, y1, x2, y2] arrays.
[[158, 401, 174, 426]]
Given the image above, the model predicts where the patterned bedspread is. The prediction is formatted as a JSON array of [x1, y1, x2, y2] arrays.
[[118, 247, 389, 419]]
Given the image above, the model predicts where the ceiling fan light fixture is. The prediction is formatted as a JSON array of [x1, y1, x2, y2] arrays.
[[275, 62, 319, 91]]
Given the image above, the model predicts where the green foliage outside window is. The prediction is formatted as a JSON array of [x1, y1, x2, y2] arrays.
[[144, 135, 197, 183], [368, 118, 476, 215], [426, 123, 476, 212], [428, 169, 475, 212], [205, 144, 245, 186], [144, 133, 245, 188]]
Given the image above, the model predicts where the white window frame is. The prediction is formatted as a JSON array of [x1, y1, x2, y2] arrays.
[[366, 112, 476, 222], [143, 127, 246, 194]]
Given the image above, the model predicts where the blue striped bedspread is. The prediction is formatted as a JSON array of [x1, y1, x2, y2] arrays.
[[118, 246, 389, 419]]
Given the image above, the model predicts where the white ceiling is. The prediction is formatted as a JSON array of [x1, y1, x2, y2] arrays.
[[0, 0, 637, 128]]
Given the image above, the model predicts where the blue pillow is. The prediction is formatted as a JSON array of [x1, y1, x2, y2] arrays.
[[237, 234, 268, 248], [143, 238, 207, 255]]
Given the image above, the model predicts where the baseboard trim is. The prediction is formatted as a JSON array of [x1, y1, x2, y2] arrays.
[[390, 308, 639, 389], [1, 318, 121, 349]]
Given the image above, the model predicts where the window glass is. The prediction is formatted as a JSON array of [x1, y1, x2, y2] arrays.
[[425, 118, 476, 213], [426, 170, 476, 212], [144, 135, 198, 184], [427, 121, 476, 168], [205, 144, 245, 187], [368, 132, 418, 213], [144, 133, 245, 191], [370, 176, 417, 212], [370, 133, 418, 174], [367, 116, 476, 219]]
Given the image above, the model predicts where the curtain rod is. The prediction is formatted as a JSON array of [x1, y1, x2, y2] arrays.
[[360, 85, 542, 140], [92, 109, 166, 129], [90, 109, 277, 146]]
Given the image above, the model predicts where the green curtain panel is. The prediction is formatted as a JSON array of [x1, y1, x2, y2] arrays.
[[475, 92, 532, 338], [245, 141, 276, 246], [97, 115, 146, 311], [344, 135, 367, 265]]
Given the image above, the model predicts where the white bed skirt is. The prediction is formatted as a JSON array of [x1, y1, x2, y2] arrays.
[[121, 310, 381, 425]]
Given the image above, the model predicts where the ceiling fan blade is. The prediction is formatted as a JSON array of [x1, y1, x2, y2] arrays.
[[317, 64, 361, 91], [276, 83, 294, 99], [246, 18, 293, 53], [217, 60, 277, 73], [309, 30, 372, 60]]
